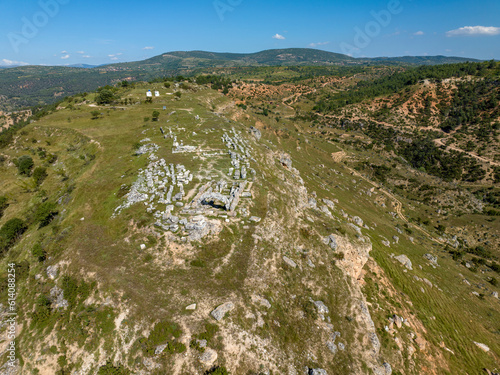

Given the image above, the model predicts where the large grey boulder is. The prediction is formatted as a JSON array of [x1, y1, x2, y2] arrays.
[[314, 300, 329, 314], [283, 256, 297, 268], [383, 362, 392, 374], [46, 265, 58, 280], [50, 286, 68, 309], [353, 216, 363, 226], [249, 126, 261, 140], [423, 253, 438, 265], [210, 302, 235, 321], [395, 254, 412, 270], [324, 235, 338, 251], [199, 348, 218, 365]]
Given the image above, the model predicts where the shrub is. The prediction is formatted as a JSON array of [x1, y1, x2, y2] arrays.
[[205, 367, 229, 375], [16, 155, 34, 176], [33, 167, 48, 186], [61, 276, 79, 306], [34, 202, 58, 228], [466, 246, 492, 259], [489, 262, 500, 273], [32, 295, 52, 324], [0, 218, 27, 252], [97, 361, 130, 375], [141, 320, 183, 355], [32, 243, 47, 262], [0, 196, 8, 218], [91, 110, 101, 119], [191, 259, 206, 268]]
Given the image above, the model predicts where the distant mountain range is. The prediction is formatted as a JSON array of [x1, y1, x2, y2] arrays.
[[0, 48, 482, 110]]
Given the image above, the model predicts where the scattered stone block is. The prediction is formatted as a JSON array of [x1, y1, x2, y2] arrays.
[[283, 256, 297, 268], [211, 302, 235, 321], [199, 348, 218, 365]]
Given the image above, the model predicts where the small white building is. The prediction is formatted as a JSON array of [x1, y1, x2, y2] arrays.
[[155, 91, 160, 97], [146, 90, 152, 97]]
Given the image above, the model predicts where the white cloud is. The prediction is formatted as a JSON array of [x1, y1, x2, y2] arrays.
[[82, 55, 91, 58], [143, 46, 155, 50], [110, 57, 118, 60], [414, 31, 424, 36], [309, 41, 330, 47], [0, 59, 29, 66], [272, 33, 286, 40], [446, 26, 500, 37], [76, 51, 85, 54], [61, 50, 67, 54], [61, 54, 70, 59]]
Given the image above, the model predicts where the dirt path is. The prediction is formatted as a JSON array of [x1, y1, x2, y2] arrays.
[[434, 138, 499, 166], [343, 159, 446, 246]]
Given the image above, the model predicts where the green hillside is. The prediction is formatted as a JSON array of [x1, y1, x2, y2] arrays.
[[0, 49, 481, 111], [0, 64, 498, 374]]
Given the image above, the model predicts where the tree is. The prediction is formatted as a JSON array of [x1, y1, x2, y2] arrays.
[[96, 89, 114, 105], [174, 91, 182, 99], [152, 111, 160, 121], [16, 155, 34, 176], [91, 110, 101, 119]]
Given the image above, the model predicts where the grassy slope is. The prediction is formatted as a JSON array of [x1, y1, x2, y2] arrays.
[[0, 81, 498, 374]]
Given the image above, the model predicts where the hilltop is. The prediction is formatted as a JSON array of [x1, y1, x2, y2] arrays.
[[0, 62, 498, 374]]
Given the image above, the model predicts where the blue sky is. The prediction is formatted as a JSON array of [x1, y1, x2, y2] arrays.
[[1, 0, 499, 66]]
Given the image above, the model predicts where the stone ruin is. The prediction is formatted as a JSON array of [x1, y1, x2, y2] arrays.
[[114, 125, 258, 242]]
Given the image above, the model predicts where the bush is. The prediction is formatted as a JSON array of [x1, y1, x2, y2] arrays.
[[190, 259, 206, 268], [33, 167, 48, 186], [97, 361, 130, 375], [32, 295, 52, 324], [91, 110, 101, 119], [141, 320, 183, 355], [0, 218, 27, 252], [489, 262, 500, 273], [466, 246, 492, 259], [0, 196, 8, 218], [205, 367, 229, 375], [488, 277, 498, 286], [16, 155, 34, 176], [34, 202, 58, 228], [32, 243, 47, 262]]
